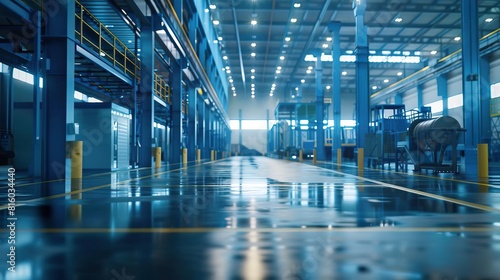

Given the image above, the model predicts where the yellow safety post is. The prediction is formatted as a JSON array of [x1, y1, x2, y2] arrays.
[[313, 149, 317, 165], [337, 148, 342, 166], [214, 150, 218, 160], [478, 144, 488, 179], [196, 149, 201, 163], [357, 148, 364, 171], [182, 148, 188, 164], [155, 147, 161, 168], [211, 150, 215, 161], [221, 151, 225, 159], [68, 141, 83, 179], [299, 150, 303, 163], [286, 151, 290, 160]]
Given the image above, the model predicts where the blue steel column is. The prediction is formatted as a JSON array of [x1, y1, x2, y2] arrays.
[[138, 17, 155, 167], [170, 60, 183, 164], [329, 21, 342, 162], [394, 93, 403, 105], [187, 87, 197, 161], [239, 109, 242, 156], [437, 74, 448, 116], [43, 1, 75, 180], [480, 57, 491, 143], [461, 0, 481, 175], [353, 0, 369, 150], [31, 10, 42, 177], [417, 84, 423, 109], [312, 49, 325, 161]]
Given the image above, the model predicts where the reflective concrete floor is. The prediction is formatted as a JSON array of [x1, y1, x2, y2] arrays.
[[1, 156, 500, 279]]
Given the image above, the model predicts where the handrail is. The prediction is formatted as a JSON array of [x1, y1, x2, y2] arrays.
[[75, 0, 140, 80], [154, 73, 171, 104]]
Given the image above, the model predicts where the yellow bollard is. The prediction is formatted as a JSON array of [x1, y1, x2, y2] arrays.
[[313, 149, 317, 165], [155, 147, 162, 168], [211, 150, 215, 161], [286, 151, 290, 160], [196, 149, 201, 162], [357, 148, 364, 171], [182, 148, 188, 164], [299, 149, 303, 163], [337, 148, 342, 165], [68, 141, 83, 179], [478, 144, 488, 179]]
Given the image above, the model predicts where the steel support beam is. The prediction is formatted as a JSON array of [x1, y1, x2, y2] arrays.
[[43, 0, 75, 180], [354, 0, 369, 150], [394, 93, 403, 105], [461, 0, 481, 176], [30, 10, 42, 177], [170, 60, 183, 164], [329, 21, 342, 163], [138, 17, 155, 167], [312, 49, 325, 161], [187, 86, 197, 161], [437, 74, 448, 116], [480, 57, 491, 143], [417, 84, 423, 109]]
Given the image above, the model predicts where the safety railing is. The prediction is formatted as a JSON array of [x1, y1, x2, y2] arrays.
[[154, 73, 171, 104], [75, 0, 140, 81]]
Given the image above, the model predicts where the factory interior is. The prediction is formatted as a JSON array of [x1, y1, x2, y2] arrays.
[[1, 0, 500, 278]]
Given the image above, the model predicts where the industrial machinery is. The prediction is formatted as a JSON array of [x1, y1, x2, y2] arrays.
[[408, 116, 465, 173]]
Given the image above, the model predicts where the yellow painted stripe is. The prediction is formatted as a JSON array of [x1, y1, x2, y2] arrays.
[[316, 160, 500, 188], [4, 227, 500, 234], [319, 166, 500, 212], [0, 163, 207, 210]]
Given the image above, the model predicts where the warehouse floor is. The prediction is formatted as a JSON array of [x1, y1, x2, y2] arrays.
[[1, 156, 500, 279]]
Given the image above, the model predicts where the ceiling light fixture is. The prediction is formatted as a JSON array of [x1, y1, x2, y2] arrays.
[[213, 20, 220, 25], [301, 79, 305, 83], [430, 50, 437, 55], [251, 53, 256, 57], [372, 86, 377, 90], [394, 17, 402, 23], [294, 3, 301, 8], [290, 18, 297, 23], [322, 43, 329, 48], [397, 72, 403, 76], [251, 42, 256, 47], [223, 55, 228, 60], [209, 4, 216, 9], [280, 56, 285, 60], [306, 70, 312, 74], [285, 37, 291, 42], [326, 85, 331, 89], [342, 71, 347, 75], [454, 36, 461, 41], [485, 18, 494, 23], [251, 19, 257, 25], [251, 69, 255, 73], [384, 79, 389, 83]]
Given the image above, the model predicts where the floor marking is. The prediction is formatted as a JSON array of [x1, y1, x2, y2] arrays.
[[5, 227, 500, 234], [315, 165, 500, 213], [0, 164, 204, 211], [315, 160, 500, 189]]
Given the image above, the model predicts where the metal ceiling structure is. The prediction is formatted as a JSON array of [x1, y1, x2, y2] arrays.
[[210, 0, 500, 101]]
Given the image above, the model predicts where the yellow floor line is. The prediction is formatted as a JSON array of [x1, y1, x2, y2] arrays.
[[5, 227, 500, 234], [315, 160, 500, 188], [317, 166, 500, 212]]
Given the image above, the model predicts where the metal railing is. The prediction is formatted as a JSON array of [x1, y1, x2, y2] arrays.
[[75, 1, 140, 80], [154, 73, 171, 103]]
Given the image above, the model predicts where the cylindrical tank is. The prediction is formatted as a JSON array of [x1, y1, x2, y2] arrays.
[[412, 116, 461, 147]]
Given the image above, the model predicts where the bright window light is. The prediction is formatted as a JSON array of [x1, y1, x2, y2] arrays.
[[491, 82, 500, 98], [425, 100, 443, 114], [448, 94, 463, 109]]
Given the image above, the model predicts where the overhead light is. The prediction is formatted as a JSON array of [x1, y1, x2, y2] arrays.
[[251, 84, 255, 87], [280, 56, 285, 60], [294, 3, 301, 8], [291, 95, 295, 98], [384, 79, 389, 83], [306, 69, 312, 74], [251, 75, 255, 79], [308, 66, 313, 70], [218, 36, 223, 41], [213, 39, 218, 44], [213, 20, 220, 25], [326, 37, 332, 42], [301, 79, 305, 83], [295, 87, 299, 91], [251, 69, 255, 73], [251, 53, 256, 57], [372, 86, 377, 90], [414, 51, 421, 55], [233, 93, 237, 96], [226, 69, 231, 74], [127, 40, 132, 43], [430, 50, 437, 55], [290, 18, 297, 23], [394, 17, 403, 23], [277, 66, 282, 70], [231, 87, 236, 90], [454, 36, 461, 41], [342, 71, 347, 75], [105, 25, 114, 28], [204, 8, 209, 13], [251, 42, 256, 47], [269, 93, 273, 96], [229, 79, 233, 83], [276, 70, 281, 74], [251, 95, 255, 98], [322, 43, 329, 48], [485, 17, 494, 23], [285, 37, 291, 42], [326, 85, 331, 89], [209, 4, 216, 9], [223, 55, 228, 60], [251, 19, 257, 25], [397, 72, 403, 76]]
